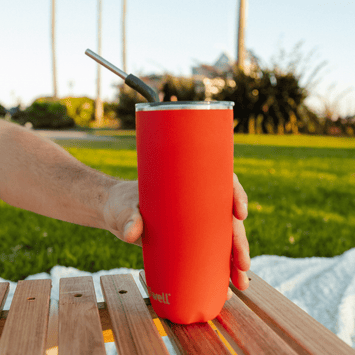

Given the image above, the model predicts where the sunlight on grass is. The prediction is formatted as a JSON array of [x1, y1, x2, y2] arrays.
[[233, 134, 355, 149], [289, 206, 355, 226], [93, 130, 136, 137], [246, 200, 355, 226], [66, 148, 137, 169], [234, 156, 354, 184], [248, 202, 275, 214], [234, 157, 275, 167]]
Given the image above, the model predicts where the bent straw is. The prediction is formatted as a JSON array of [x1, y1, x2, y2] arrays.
[[85, 49, 159, 103]]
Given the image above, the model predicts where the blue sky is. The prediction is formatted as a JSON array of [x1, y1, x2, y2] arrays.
[[1, 0, 354, 117]]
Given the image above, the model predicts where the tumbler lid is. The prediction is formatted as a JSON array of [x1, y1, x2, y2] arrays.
[[135, 101, 234, 111]]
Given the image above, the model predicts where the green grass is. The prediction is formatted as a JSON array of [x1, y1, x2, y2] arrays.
[[233, 133, 355, 149], [0, 134, 354, 282]]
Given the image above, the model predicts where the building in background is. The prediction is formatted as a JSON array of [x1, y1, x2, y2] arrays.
[[192, 53, 235, 100], [192, 52, 234, 79]]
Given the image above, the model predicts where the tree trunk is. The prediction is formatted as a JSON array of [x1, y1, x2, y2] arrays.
[[122, 0, 127, 73], [237, 0, 246, 71], [95, 0, 104, 125], [248, 115, 255, 134], [51, 0, 58, 99]]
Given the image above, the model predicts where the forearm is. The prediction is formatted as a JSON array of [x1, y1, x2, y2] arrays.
[[0, 121, 119, 229]]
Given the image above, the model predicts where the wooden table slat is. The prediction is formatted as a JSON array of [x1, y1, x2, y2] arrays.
[[58, 276, 106, 355], [214, 294, 299, 355], [0, 283, 9, 314], [0, 279, 51, 355], [229, 270, 355, 355], [0, 282, 10, 338], [167, 320, 233, 355], [139, 271, 235, 355], [100, 273, 170, 355]]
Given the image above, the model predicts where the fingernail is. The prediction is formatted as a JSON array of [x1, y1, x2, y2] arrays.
[[243, 203, 248, 212], [124, 221, 134, 235], [244, 273, 249, 285], [245, 244, 250, 258]]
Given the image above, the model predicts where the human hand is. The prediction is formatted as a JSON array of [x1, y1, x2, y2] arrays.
[[102, 175, 250, 300], [227, 173, 250, 300], [102, 180, 144, 247]]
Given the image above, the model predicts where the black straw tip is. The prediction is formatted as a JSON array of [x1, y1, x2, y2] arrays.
[[125, 74, 159, 102]]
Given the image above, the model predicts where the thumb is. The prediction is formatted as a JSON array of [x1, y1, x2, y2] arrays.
[[123, 213, 144, 247]]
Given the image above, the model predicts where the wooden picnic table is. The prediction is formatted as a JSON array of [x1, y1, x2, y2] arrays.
[[0, 270, 354, 355]]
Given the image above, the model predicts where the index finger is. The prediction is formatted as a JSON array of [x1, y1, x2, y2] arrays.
[[233, 173, 248, 220]]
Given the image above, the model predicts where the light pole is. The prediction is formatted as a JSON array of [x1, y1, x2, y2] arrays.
[[95, 0, 104, 125]]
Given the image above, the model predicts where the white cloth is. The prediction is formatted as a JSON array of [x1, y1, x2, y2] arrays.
[[250, 248, 355, 349]]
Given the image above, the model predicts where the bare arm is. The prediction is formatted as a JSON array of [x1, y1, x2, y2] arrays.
[[0, 120, 250, 295], [0, 120, 123, 231]]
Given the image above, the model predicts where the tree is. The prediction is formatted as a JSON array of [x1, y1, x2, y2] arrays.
[[213, 63, 311, 134], [213, 43, 327, 134]]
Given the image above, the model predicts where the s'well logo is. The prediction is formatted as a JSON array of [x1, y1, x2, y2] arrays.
[[147, 286, 171, 305]]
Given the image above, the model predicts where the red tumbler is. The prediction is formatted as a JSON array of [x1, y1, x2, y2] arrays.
[[136, 101, 234, 324]]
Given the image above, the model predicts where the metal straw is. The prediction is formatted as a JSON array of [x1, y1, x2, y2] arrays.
[[85, 49, 127, 80], [85, 49, 159, 102]]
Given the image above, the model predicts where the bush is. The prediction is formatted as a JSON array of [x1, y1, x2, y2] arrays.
[[0, 103, 6, 117], [210, 42, 333, 134], [213, 56, 320, 134], [103, 102, 119, 121], [115, 75, 206, 130], [161, 75, 205, 101], [116, 86, 146, 129], [31, 97, 121, 128], [59, 97, 95, 127], [11, 101, 75, 129], [36, 96, 96, 127]]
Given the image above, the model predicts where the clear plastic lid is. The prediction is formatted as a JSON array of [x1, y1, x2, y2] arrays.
[[135, 101, 234, 112]]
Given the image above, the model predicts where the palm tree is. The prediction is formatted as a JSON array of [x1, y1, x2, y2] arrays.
[[236, 0, 246, 71], [51, 0, 58, 99], [95, 0, 104, 124], [122, 0, 127, 73]]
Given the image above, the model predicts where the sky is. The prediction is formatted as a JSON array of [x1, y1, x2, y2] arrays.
[[1, 0, 355, 117]]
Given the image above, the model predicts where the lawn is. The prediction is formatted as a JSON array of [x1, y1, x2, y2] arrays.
[[0, 133, 354, 282]]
